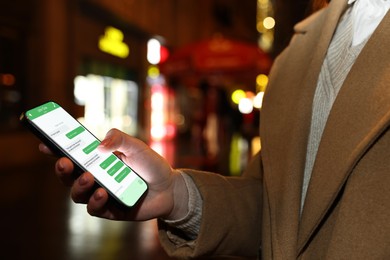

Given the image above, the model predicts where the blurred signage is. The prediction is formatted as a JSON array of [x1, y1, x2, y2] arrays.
[[99, 26, 129, 58]]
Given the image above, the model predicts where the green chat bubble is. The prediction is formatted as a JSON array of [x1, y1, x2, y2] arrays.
[[100, 154, 117, 170], [107, 161, 124, 176], [115, 167, 131, 183], [66, 126, 85, 139], [82, 140, 100, 154]]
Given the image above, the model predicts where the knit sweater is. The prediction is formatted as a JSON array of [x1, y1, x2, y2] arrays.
[[301, 6, 368, 211]]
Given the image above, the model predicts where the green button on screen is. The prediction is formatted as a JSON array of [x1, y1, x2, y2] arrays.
[[83, 140, 100, 154], [100, 154, 117, 169], [66, 126, 85, 139], [115, 167, 131, 183], [108, 161, 124, 176]]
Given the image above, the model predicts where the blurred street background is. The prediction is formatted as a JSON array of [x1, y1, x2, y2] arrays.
[[0, 0, 311, 259]]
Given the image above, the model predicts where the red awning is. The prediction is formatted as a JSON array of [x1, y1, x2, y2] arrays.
[[160, 36, 272, 77]]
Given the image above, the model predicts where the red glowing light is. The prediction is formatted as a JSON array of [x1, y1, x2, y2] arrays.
[[159, 46, 169, 64]]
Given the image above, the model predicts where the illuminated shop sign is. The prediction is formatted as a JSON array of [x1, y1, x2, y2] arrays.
[[99, 26, 129, 58]]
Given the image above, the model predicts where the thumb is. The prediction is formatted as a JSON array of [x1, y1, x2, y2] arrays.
[[98, 128, 149, 158]]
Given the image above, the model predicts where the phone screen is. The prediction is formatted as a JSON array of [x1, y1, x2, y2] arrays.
[[25, 101, 147, 207]]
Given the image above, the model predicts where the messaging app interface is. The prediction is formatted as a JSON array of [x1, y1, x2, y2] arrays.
[[27, 102, 147, 207]]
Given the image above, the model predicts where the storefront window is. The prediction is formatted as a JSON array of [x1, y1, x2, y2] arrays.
[[74, 74, 139, 139]]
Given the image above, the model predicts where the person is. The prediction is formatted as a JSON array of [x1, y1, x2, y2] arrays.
[[40, 0, 390, 258]]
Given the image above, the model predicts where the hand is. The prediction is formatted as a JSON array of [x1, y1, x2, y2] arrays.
[[39, 128, 189, 222]]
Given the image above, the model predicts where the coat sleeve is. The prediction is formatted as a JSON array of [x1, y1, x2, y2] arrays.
[[158, 152, 263, 258]]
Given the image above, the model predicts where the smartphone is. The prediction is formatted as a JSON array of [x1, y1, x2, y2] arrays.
[[20, 101, 148, 208]]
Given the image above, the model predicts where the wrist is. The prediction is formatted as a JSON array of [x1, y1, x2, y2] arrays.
[[164, 169, 189, 220]]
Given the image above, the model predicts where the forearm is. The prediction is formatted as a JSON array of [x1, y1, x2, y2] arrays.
[[159, 169, 262, 258]]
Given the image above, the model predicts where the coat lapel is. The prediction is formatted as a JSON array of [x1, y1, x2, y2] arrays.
[[261, 0, 348, 257], [298, 9, 390, 252]]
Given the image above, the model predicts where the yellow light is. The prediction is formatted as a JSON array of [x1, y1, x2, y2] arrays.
[[256, 74, 269, 92], [258, 0, 270, 7], [231, 89, 246, 104], [259, 32, 274, 52], [147, 66, 160, 79], [99, 27, 129, 58], [251, 136, 261, 156], [257, 21, 265, 33], [263, 17, 275, 30]]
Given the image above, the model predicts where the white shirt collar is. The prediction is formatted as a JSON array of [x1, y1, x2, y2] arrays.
[[348, 0, 390, 6], [347, 0, 390, 46]]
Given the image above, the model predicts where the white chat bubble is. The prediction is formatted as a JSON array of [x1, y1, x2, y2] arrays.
[[83, 153, 101, 168], [50, 124, 69, 138], [65, 138, 85, 153]]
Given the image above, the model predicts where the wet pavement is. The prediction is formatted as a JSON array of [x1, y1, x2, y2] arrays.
[[0, 157, 172, 260]]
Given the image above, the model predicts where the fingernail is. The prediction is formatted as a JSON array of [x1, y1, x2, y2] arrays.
[[94, 190, 103, 200], [58, 160, 65, 171], [79, 175, 88, 186], [99, 139, 109, 147]]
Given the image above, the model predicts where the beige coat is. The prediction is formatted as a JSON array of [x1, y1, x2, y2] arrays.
[[159, 0, 390, 258]]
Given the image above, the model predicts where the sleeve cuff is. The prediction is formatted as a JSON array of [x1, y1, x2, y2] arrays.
[[161, 172, 203, 241]]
